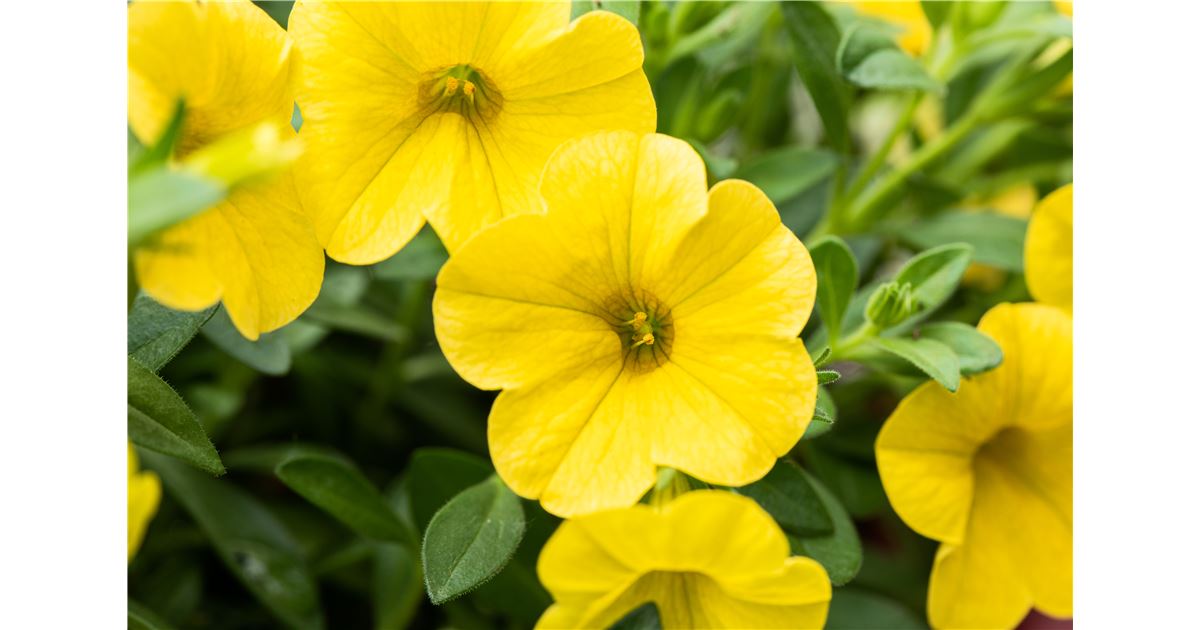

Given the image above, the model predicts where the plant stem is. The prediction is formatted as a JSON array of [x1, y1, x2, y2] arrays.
[[842, 92, 925, 207]]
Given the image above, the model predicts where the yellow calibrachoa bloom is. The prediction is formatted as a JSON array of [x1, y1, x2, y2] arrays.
[[876, 303, 1072, 629], [1025, 184, 1073, 313], [852, 1, 931, 56], [434, 131, 818, 518], [129, 0, 324, 340], [288, 0, 656, 261], [536, 491, 831, 629], [128, 444, 161, 561]]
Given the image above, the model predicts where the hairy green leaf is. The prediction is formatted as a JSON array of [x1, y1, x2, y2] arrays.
[[782, 1, 852, 152], [735, 459, 834, 537], [128, 357, 224, 475], [898, 211, 1027, 271], [201, 306, 291, 375], [920, 321, 1003, 375], [871, 337, 961, 391], [404, 448, 494, 532], [788, 468, 862, 586], [127, 293, 216, 372], [809, 236, 859, 345], [276, 453, 413, 544]]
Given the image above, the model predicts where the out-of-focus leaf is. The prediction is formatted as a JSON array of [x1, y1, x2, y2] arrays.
[[128, 600, 174, 630], [920, 0, 953, 29], [893, 243, 974, 317], [128, 169, 225, 246], [782, 1, 852, 151], [301, 301, 410, 343], [687, 139, 738, 182], [570, 0, 639, 26], [145, 452, 324, 630], [734, 459, 833, 537], [826, 588, 925, 630], [127, 293, 216, 372], [374, 227, 449, 282], [837, 24, 941, 93], [608, 602, 662, 629], [404, 448, 494, 532], [870, 337, 961, 391], [374, 542, 423, 630], [423, 476, 526, 605], [276, 453, 414, 544], [732, 147, 838, 205], [788, 468, 862, 586], [201, 306, 291, 375], [919, 322, 1003, 375], [897, 211, 1027, 271], [808, 236, 859, 345], [128, 357, 224, 476]]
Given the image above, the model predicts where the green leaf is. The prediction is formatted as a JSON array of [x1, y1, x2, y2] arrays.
[[731, 147, 838, 205], [422, 476, 526, 605], [276, 453, 414, 544], [808, 236, 859, 344], [608, 602, 662, 629], [893, 243, 974, 318], [403, 448, 494, 532], [837, 23, 941, 93], [144, 452, 324, 630], [897, 211, 1027, 271], [373, 227, 449, 282], [805, 386, 838, 440], [127, 293, 216, 372], [788, 468, 862, 586], [128, 357, 224, 476], [201, 306, 291, 375], [373, 542, 423, 630], [128, 168, 225, 246], [129, 99, 184, 175], [301, 301, 410, 343], [816, 369, 841, 386], [782, 1, 852, 152], [811, 345, 833, 368], [128, 600, 175, 630], [826, 588, 925, 630], [734, 459, 834, 537], [570, 1, 639, 26], [870, 337, 961, 391], [919, 321, 1003, 375], [920, 0, 953, 29]]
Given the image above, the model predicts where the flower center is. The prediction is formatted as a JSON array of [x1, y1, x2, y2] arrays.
[[608, 294, 674, 373], [418, 64, 502, 121]]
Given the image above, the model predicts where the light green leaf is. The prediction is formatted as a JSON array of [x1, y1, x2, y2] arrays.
[[870, 337, 961, 391], [201, 306, 291, 375], [782, 1, 852, 152], [788, 468, 862, 586], [920, 321, 1003, 375], [893, 243, 974, 317], [808, 236, 859, 344], [817, 369, 841, 386], [898, 211, 1027, 271], [838, 24, 941, 93], [128, 169, 225, 246], [423, 476, 526, 605], [128, 357, 224, 476], [734, 459, 833, 537], [608, 602, 662, 629], [127, 293, 216, 372], [276, 453, 414, 544], [570, 1, 639, 26], [732, 147, 838, 205], [145, 452, 324, 630]]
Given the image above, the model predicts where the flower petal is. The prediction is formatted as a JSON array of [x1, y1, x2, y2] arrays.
[[1025, 184, 1073, 313], [128, 0, 295, 154], [977, 302, 1073, 431]]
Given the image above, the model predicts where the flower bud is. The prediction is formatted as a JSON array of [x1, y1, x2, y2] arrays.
[[866, 281, 921, 329]]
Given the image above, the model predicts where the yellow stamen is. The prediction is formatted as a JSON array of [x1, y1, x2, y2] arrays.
[[443, 76, 460, 97], [461, 80, 476, 102], [627, 312, 648, 326], [633, 332, 655, 347]]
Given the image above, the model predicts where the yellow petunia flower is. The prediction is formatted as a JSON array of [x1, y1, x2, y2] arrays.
[[1025, 184, 1073, 313], [536, 490, 831, 629], [288, 0, 656, 261], [129, 0, 324, 340], [433, 131, 818, 518], [851, 1, 932, 56], [128, 444, 162, 562], [876, 303, 1072, 629]]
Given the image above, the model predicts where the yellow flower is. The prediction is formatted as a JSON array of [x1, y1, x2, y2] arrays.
[[876, 303, 1072, 629], [129, 0, 324, 340], [128, 444, 162, 561], [852, 1, 932, 56], [536, 490, 831, 629], [1055, 1, 1074, 18], [1025, 184, 1073, 313], [433, 131, 818, 518], [288, 0, 656, 261]]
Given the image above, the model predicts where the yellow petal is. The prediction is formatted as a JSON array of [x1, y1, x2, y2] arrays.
[[136, 175, 325, 340], [290, 0, 654, 259], [128, 0, 296, 154], [128, 444, 162, 561], [1024, 184, 1073, 313], [977, 302, 1073, 432]]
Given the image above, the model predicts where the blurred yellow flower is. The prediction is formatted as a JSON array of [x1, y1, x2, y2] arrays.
[[128, 444, 161, 561], [536, 490, 831, 629], [852, 1, 931, 56], [877, 303, 1072, 629], [129, 0, 324, 340], [289, 0, 656, 261], [1055, 1, 1074, 18], [434, 132, 817, 517], [1025, 184, 1073, 313]]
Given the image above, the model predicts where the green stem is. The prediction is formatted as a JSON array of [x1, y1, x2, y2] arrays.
[[841, 92, 924, 207], [832, 321, 879, 359]]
